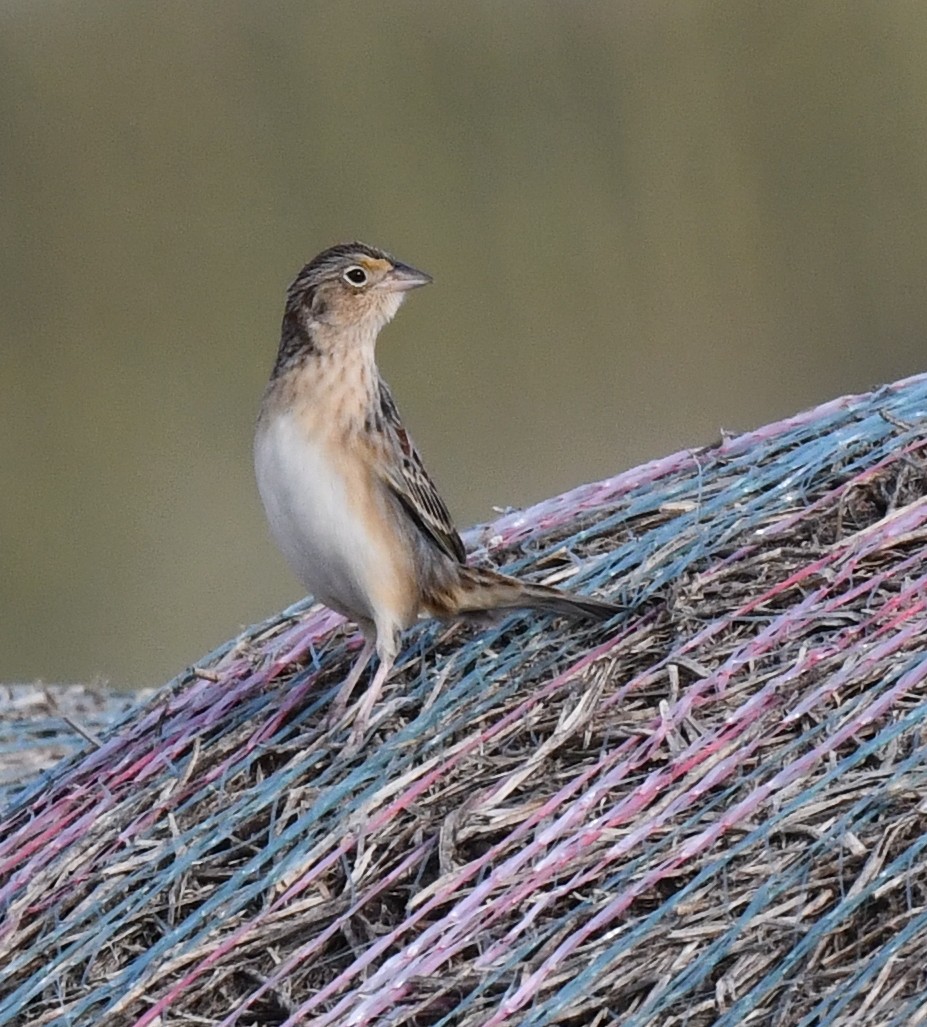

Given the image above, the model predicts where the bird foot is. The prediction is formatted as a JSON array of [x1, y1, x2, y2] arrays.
[[345, 696, 410, 752]]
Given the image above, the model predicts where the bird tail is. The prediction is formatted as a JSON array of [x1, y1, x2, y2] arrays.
[[449, 565, 620, 621]]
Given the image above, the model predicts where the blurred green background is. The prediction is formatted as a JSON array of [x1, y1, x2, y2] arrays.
[[3, 3, 926, 689]]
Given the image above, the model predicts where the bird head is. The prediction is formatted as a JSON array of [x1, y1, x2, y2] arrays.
[[286, 242, 432, 339]]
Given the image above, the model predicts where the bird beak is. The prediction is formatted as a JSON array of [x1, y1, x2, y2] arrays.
[[383, 261, 433, 292]]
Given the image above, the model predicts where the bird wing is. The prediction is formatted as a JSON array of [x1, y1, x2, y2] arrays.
[[375, 379, 467, 564]]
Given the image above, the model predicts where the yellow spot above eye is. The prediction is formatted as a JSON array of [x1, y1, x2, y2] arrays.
[[359, 257, 392, 273]]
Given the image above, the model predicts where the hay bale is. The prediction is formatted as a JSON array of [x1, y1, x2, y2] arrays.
[[3, 375, 927, 1026], [0, 685, 147, 803]]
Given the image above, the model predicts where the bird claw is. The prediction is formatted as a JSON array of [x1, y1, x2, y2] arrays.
[[339, 694, 406, 753]]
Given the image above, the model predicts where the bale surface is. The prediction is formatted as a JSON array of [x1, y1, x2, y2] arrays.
[[0, 685, 147, 803], [3, 376, 927, 1026]]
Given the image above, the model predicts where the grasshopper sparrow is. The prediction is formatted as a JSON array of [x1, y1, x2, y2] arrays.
[[255, 242, 618, 739]]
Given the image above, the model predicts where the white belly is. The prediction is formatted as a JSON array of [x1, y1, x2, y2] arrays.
[[254, 411, 394, 623]]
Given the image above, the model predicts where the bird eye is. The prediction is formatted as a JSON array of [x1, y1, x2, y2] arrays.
[[343, 266, 368, 287]]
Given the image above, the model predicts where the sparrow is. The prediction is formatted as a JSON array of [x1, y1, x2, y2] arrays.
[[254, 242, 618, 739]]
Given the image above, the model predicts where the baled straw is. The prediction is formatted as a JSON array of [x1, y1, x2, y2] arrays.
[[3, 375, 927, 1025]]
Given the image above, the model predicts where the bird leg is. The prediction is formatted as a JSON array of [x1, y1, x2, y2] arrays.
[[345, 627, 399, 746], [348, 653, 395, 744], [326, 637, 375, 727]]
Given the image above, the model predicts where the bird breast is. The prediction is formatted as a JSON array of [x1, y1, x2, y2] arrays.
[[254, 408, 418, 629]]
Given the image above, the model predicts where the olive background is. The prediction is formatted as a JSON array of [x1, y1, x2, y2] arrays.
[[3, 3, 927, 687]]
